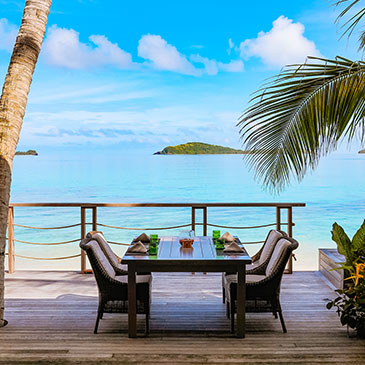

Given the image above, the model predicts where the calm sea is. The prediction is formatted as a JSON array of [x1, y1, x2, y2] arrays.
[[8, 150, 365, 271]]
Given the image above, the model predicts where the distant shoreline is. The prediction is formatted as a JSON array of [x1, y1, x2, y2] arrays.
[[15, 150, 38, 156], [154, 142, 246, 155]]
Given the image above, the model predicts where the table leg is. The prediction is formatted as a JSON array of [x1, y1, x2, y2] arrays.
[[128, 267, 137, 338], [236, 266, 246, 338]]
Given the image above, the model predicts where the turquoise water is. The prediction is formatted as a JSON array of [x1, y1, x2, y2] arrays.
[[8, 150, 365, 271]]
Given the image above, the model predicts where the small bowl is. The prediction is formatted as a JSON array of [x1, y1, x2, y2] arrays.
[[179, 239, 194, 248]]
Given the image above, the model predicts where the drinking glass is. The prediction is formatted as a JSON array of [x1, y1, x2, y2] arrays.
[[216, 238, 225, 250], [212, 230, 221, 240]]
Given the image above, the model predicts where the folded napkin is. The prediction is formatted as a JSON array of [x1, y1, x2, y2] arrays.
[[223, 241, 244, 253], [220, 232, 235, 242], [126, 241, 148, 253], [135, 233, 150, 243]]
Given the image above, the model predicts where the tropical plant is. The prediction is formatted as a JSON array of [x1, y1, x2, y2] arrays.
[[0, 0, 52, 327], [332, 220, 365, 270], [327, 263, 365, 338], [327, 221, 365, 338], [237, 0, 365, 192]]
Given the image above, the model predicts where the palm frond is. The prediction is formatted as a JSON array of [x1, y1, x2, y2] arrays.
[[237, 56, 365, 192], [333, 0, 365, 48], [359, 31, 365, 50]]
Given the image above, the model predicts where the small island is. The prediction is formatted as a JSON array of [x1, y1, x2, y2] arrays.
[[359, 149, 365, 154], [154, 142, 246, 155], [15, 149, 38, 156]]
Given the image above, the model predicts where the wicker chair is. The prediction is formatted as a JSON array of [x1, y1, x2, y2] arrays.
[[222, 229, 287, 303], [223, 236, 299, 333], [90, 231, 151, 276], [89, 232, 128, 275], [80, 239, 152, 334]]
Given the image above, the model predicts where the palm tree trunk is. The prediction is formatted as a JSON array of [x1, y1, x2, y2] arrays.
[[0, 0, 52, 327]]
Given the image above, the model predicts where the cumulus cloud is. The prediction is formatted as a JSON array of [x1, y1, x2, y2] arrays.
[[227, 38, 235, 55], [240, 15, 321, 68], [190, 54, 243, 75], [0, 18, 17, 52], [42, 25, 133, 69], [138, 34, 200, 76]]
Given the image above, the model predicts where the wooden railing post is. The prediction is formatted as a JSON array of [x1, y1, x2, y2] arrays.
[[92, 207, 97, 231], [191, 207, 195, 233], [287, 207, 293, 274], [80, 207, 86, 274], [276, 206, 281, 230], [203, 207, 207, 236], [7, 206, 15, 273]]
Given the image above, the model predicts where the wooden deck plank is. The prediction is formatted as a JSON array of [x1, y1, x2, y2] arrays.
[[0, 271, 364, 364]]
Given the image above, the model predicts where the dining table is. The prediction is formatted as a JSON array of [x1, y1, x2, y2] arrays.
[[121, 235, 252, 338]]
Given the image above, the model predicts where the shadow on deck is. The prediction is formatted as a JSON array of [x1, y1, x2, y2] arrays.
[[1, 271, 364, 364]]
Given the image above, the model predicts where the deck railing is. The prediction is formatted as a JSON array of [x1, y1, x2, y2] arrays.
[[7, 202, 305, 274]]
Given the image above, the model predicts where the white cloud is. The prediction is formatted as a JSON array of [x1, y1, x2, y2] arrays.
[[138, 34, 200, 76], [190, 54, 244, 75], [0, 19, 243, 77], [240, 15, 321, 68], [42, 25, 133, 69], [0, 18, 17, 52], [227, 38, 234, 55]]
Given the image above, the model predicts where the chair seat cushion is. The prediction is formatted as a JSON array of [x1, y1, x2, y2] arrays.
[[224, 274, 266, 287], [115, 274, 152, 285]]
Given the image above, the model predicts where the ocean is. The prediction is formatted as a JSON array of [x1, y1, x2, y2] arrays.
[[8, 149, 365, 271]]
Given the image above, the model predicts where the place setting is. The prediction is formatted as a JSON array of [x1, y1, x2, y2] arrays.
[[212, 230, 247, 255], [125, 233, 159, 255]]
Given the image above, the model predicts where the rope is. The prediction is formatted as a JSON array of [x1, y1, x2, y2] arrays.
[[13, 223, 82, 230], [14, 238, 80, 245], [242, 240, 265, 244], [97, 223, 191, 231], [108, 241, 130, 246], [14, 253, 81, 260], [205, 222, 290, 229]]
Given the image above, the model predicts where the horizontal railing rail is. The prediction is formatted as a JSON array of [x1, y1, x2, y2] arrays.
[[7, 202, 305, 274]]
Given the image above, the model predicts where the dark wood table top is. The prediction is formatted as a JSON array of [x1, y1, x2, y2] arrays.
[[122, 236, 251, 265]]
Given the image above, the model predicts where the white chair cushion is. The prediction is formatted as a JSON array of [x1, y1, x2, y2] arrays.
[[258, 230, 285, 265], [224, 274, 266, 286], [246, 262, 260, 271], [265, 238, 291, 276], [88, 240, 116, 279], [93, 232, 120, 267], [115, 274, 152, 284]]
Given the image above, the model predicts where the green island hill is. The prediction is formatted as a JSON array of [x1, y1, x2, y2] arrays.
[[359, 149, 365, 154], [154, 142, 249, 155], [15, 149, 38, 156]]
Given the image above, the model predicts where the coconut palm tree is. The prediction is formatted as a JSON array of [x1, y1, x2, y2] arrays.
[[237, 0, 365, 192], [0, 0, 52, 327]]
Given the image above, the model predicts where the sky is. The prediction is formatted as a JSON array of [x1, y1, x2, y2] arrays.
[[0, 0, 363, 153]]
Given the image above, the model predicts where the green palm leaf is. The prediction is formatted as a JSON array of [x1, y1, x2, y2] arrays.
[[237, 56, 365, 192], [334, 0, 365, 49]]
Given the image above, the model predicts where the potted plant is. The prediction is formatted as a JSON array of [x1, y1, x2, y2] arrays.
[[327, 221, 365, 338]]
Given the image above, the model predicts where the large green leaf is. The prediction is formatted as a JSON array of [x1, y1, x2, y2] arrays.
[[334, 0, 365, 49], [332, 223, 353, 264], [238, 57, 365, 192], [352, 219, 365, 257]]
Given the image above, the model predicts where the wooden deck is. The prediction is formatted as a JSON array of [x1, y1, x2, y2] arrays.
[[1, 271, 364, 364]]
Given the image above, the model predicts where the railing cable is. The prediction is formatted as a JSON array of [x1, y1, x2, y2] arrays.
[[14, 253, 81, 260], [97, 222, 191, 231], [14, 238, 80, 245], [13, 223, 82, 230]]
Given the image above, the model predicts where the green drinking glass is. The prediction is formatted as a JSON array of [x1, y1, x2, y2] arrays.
[[216, 238, 225, 250], [149, 241, 158, 255], [212, 230, 221, 240], [150, 234, 159, 246]]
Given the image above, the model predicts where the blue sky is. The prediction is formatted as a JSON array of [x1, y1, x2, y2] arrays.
[[0, 0, 363, 152]]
